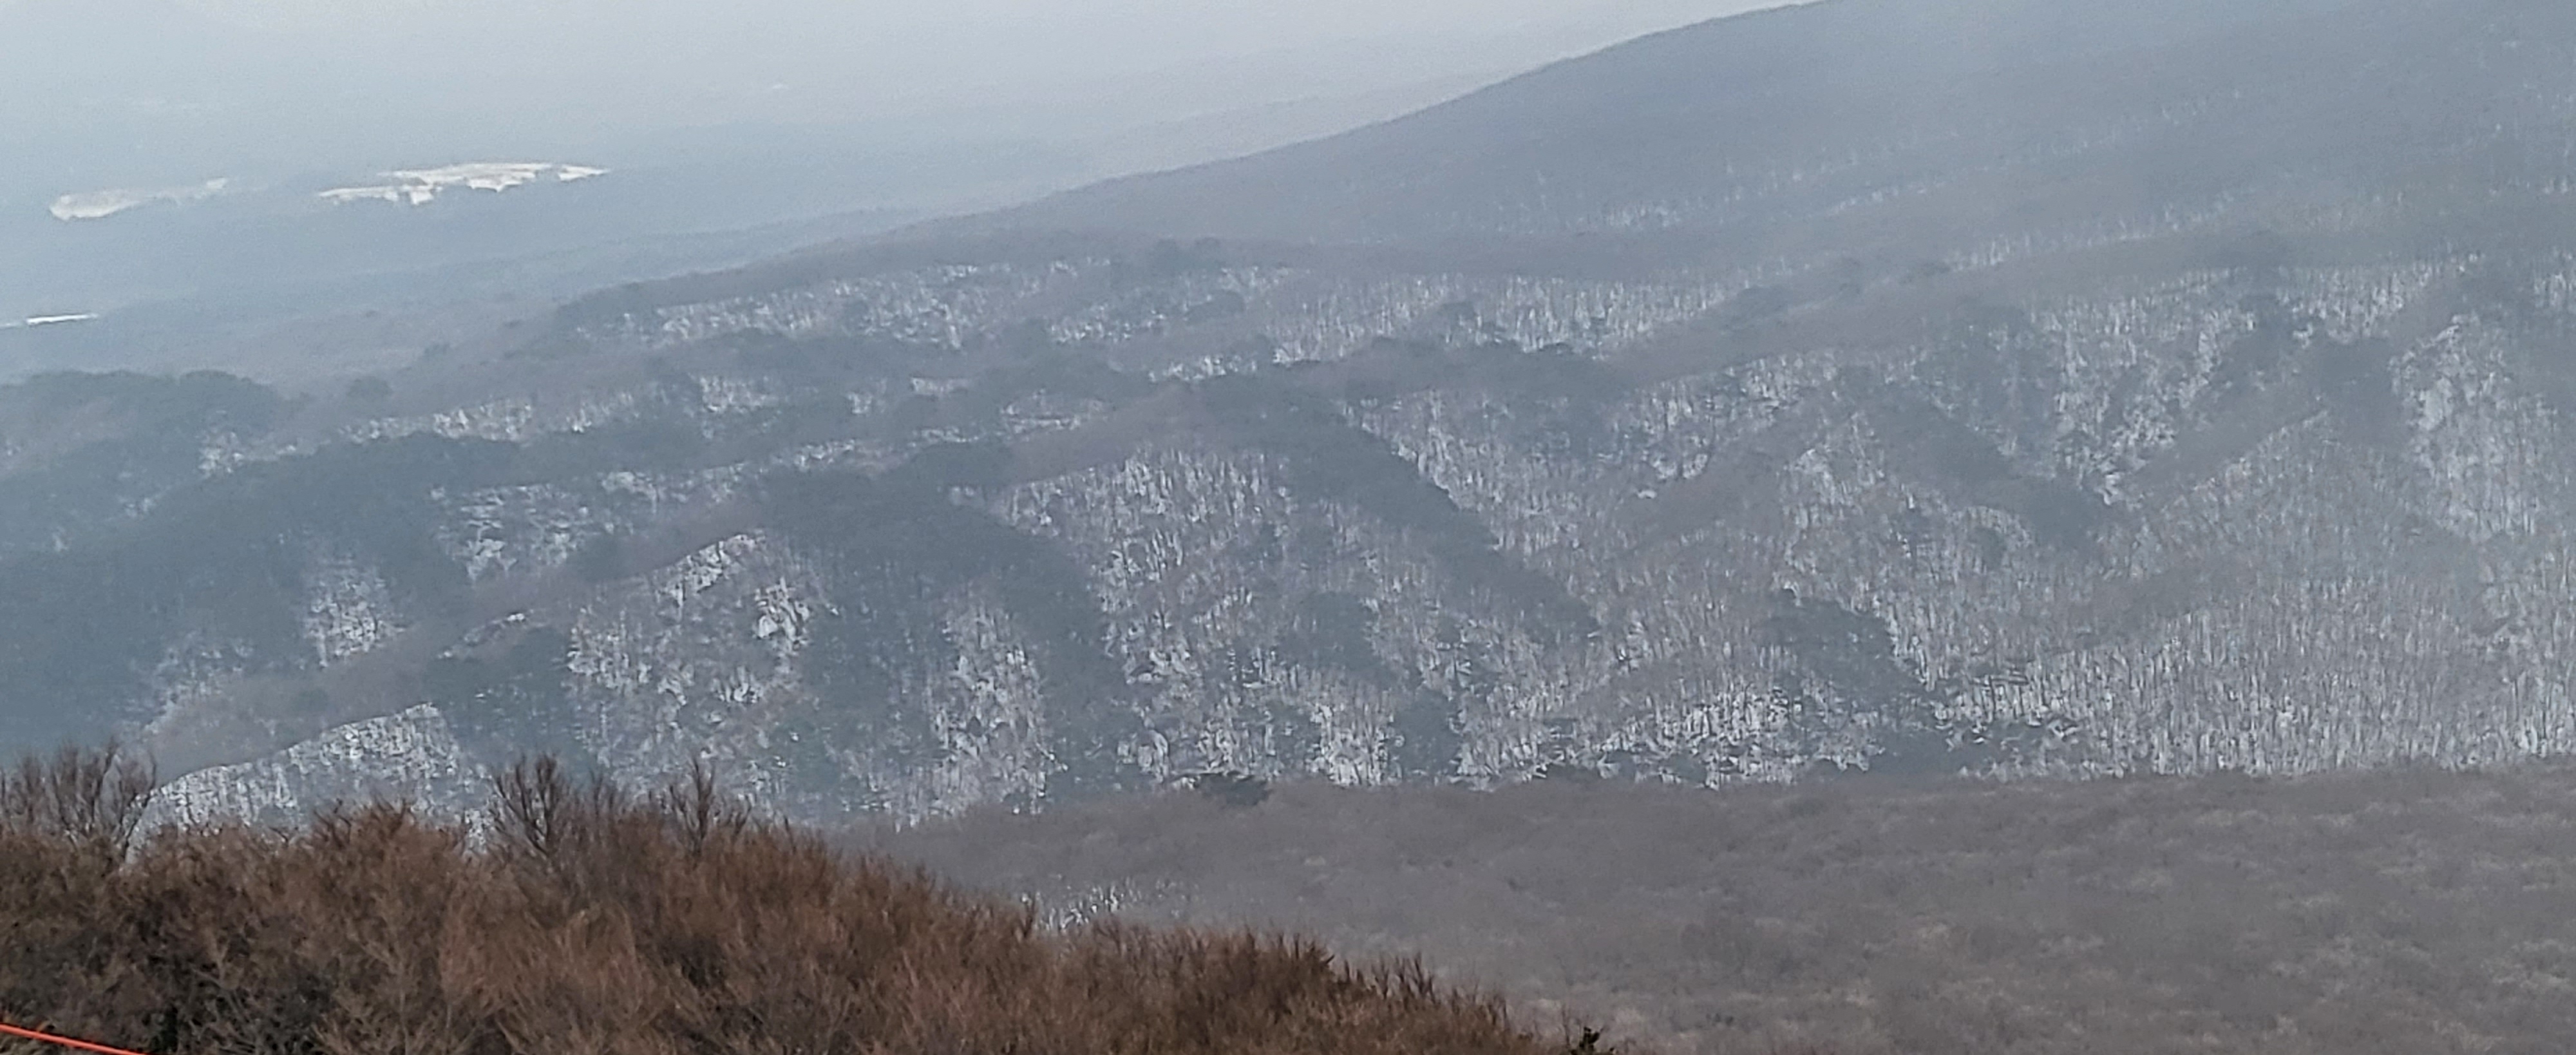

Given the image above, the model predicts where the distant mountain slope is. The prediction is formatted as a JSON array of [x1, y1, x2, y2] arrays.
[[980, 0, 2553, 253]]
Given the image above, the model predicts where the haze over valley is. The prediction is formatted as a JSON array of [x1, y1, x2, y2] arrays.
[[0, 0, 1784, 377]]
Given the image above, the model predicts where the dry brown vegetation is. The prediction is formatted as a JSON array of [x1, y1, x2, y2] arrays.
[[868, 766, 2576, 1055], [0, 750, 1583, 1055]]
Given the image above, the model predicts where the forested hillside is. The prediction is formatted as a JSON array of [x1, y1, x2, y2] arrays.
[[8, 0, 2576, 826]]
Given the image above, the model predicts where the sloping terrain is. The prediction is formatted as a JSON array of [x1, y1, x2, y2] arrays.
[[0, 750, 1577, 1055], [9, 0, 2576, 824], [875, 766, 2576, 1055], [975, 0, 2522, 249]]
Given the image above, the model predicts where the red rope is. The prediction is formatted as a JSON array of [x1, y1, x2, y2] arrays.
[[0, 1023, 152, 1055]]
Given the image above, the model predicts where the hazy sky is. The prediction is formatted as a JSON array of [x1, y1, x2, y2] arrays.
[[167, 0, 1783, 51], [138, 0, 1801, 120], [0, 0, 1795, 208], [3, 0, 1799, 137]]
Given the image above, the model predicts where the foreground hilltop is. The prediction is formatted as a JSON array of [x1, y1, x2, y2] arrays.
[[0, 750, 1585, 1055], [8, 0, 2576, 821]]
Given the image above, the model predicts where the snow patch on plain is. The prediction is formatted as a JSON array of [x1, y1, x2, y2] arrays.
[[0, 314, 100, 331], [48, 178, 231, 222], [319, 162, 611, 207]]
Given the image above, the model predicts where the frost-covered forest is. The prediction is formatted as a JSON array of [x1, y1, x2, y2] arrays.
[[12, 0, 2576, 826]]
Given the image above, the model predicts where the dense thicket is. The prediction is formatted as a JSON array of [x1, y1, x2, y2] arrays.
[[0, 750, 1575, 1055]]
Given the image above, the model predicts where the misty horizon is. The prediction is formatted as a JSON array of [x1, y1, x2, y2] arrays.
[[1, 0, 1793, 179], [0, 0, 1792, 335]]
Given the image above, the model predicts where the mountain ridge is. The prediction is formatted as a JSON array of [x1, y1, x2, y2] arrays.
[[12, 0, 2576, 827], [948, 0, 2505, 252]]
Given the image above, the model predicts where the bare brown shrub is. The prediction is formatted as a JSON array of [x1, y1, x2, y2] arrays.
[[0, 750, 1582, 1055]]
